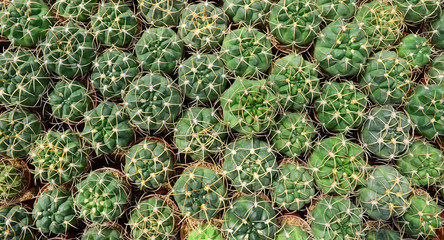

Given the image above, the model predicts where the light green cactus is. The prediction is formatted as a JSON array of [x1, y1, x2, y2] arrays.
[[223, 0, 271, 26], [395, 0, 443, 24], [0, 205, 34, 240], [275, 215, 311, 240], [398, 34, 432, 69], [316, 0, 356, 21], [53, 0, 99, 22], [427, 54, 444, 84], [186, 222, 223, 240], [138, 0, 186, 27], [364, 222, 401, 240], [0, 159, 28, 203]]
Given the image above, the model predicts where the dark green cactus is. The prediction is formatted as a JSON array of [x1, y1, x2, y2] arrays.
[[398, 34, 432, 69], [0, 159, 28, 203], [53, 0, 99, 22], [0, 205, 34, 240], [430, 13, 444, 50], [395, 0, 443, 24], [138, 0, 186, 27], [223, 0, 271, 26], [187, 223, 223, 240], [316, 0, 356, 21], [81, 224, 124, 240], [427, 54, 444, 84]]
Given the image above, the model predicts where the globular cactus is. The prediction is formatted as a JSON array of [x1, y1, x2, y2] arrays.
[[275, 215, 311, 240], [430, 13, 444, 50], [174, 107, 227, 161], [74, 169, 130, 223], [124, 73, 182, 133], [178, 2, 228, 52], [186, 222, 223, 240], [0, 0, 53, 47], [222, 137, 277, 192], [53, 0, 99, 22], [0, 205, 34, 240], [314, 19, 371, 77], [223, 194, 277, 240], [360, 106, 412, 160], [90, 48, 139, 100], [316, 0, 356, 22], [397, 34, 432, 69], [223, 0, 271, 26], [135, 27, 183, 74], [30, 129, 89, 186], [0, 50, 50, 108], [357, 165, 412, 220], [138, 0, 186, 27], [0, 159, 29, 203], [0, 108, 42, 158], [81, 224, 124, 240], [405, 84, 444, 139], [360, 50, 413, 105], [314, 81, 368, 132], [364, 222, 401, 240], [267, 53, 320, 111], [81, 101, 134, 155], [178, 53, 228, 104], [220, 78, 278, 136], [395, 0, 443, 24], [91, 1, 139, 47], [41, 22, 97, 79], [427, 54, 444, 84], [124, 137, 174, 191], [221, 27, 273, 78]]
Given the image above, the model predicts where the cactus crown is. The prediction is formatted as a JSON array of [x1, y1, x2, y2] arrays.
[[0, 205, 34, 240], [395, 0, 443, 24], [53, 0, 99, 22], [138, 0, 186, 27], [397, 34, 432, 69], [316, 0, 356, 22], [0, 160, 27, 203], [223, 0, 271, 26], [187, 223, 223, 240]]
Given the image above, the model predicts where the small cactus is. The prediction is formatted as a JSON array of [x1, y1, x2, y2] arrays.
[[275, 215, 311, 240], [138, 0, 186, 27], [223, 0, 271, 26], [186, 222, 223, 240], [427, 54, 444, 84], [316, 0, 356, 22], [395, 0, 443, 24], [397, 34, 432, 69], [81, 224, 124, 240], [53, 0, 99, 22], [0, 159, 29, 204], [430, 13, 444, 50], [364, 222, 401, 240], [0, 205, 34, 240]]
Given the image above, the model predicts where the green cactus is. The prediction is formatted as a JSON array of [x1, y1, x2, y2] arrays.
[[0, 49, 50, 108], [0, 205, 34, 240], [124, 137, 174, 190], [221, 27, 273, 78], [360, 106, 412, 160], [223, 0, 271, 26], [430, 13, 444, 50], [359, 50, 413, 105], [41, 22, 97, 79], [32, 187, 77, 235], [81, 224, 124, 240], [314, 81, 368, 132], [0, 160, 28, 203], [395, 0, 443, 24], [0, 0, 53, 47], [223, 194, 277, 240], [267, 53, 320, 111], [53, 0, 99, 22], [364, 222, 401, 240], [138, 0, 186, 27], [427, 54, 444, 84], [397, 34, 432, 69], [178, 2, 228, 52], [220, 78, 278, 136], [357, 165, 412, 220], [187, 223, 223, 240], [316, 0, 356, 21], [174, 107, 227, 161], [275, 216, 311, 240], [0, 108, 42, 158], [74, 169, 130, 223], [178, 53, 228, 103], [222, 137, 277, 192], [124, 73, 182, 133], [314, 19, 371, 77]]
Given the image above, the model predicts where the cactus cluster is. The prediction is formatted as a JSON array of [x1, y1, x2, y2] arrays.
[[0, 204, 34, 240]]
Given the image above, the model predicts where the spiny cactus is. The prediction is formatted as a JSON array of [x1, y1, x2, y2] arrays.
[[0, 205, 34, 240], [222, 137, 277, 192], [220, 78, 278, 136], [124, 137, 174, 191], [360, 106, 412, 160], [314, 19, 371, 77], [178, 53, 228, 104], [267, 53, 320, 111], [138, 0, 186, 27], [124, 73, 182, 133], [186, 222, 223, 240], [395, 0, 443, 24], [0, 49, 50, 108], [357, 165, 412, 220], [0, 0, 54, 47], [178, 2, 228, 52], [74, 169, 130, 223], [30, 129, 89, 186], [398, 34, 432, 69], [91, 1, 139, 47], [314, 81, 368, 132], [430, 13, 444, 50], [0, 159, 29, 203], [223, 0, 271, 26], [41, 22, 97, 79], [82, 224, 124, 240], [53, 0, 99, 22], [221, 27, 273, 78], [427, 54, 444, 84], [364, 222, 401, 240], [360, 50, 413, 105], [275, 215, 311, 240], [174, 107, 227, 161], [316, 0, 356, 22]]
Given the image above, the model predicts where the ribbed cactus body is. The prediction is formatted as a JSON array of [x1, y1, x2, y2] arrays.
[[317, 0, 356, 21], [0, 160, 27, 203], [0, 205, 34, 240], [430, 13, 444, 50], [398, 34, 432, 69], [53, 0, 99, 21], [395, 0, 443, 24], [188, 223, 223, 240], [223, 0, 271, 26], [82, 225, 124, 240], [139, 0, 186, 27], [428, 54, 444, 84]]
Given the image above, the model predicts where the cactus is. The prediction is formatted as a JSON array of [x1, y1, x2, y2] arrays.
[[0, 50, 50, 108], [223, 0, 271, 26], [275, 215, 311, 240], [314, 81, 368, 132], [91, 1, 139, 47], [221, 27, 273, 78], [53, 0, 99, 22], [430, 13, 444, 50], [223, 194, 277, 240], [316, 0, 356, 22], [360, 106, 412, 160], [82, 224, 124, 240], [0, 0, 53, 47], [360, 50, 413, 105], [395, 0, 443, 24], [364, 222, 401, 240], [135, 27, 183, 74], [82, 101, 134, 155], [48, 79, 94, 123], [397, 34, 432, 69], [128, 195, 177, 240], [138, 0, 186, 27], [178, 53, 228, 104], [74, 169, 130, 223], [174, 107, 227, 161], [267, 53, 320, 111], [124, 73, 182, 133], [222, 137, 277, 192], [187, 223, 223, 240], [0, 108, 42, 158], [0, 160, 28, 203], [405, 84, 444, 139], [0, 205, 34, 240], [427, 54, 444, 84], [90, 48, 139, 100], [124, 137, 174, 190], [357, 165, 412, 220], [271, 161, 315, 211], [178, 2, 228, 52], [220, 78, 278, 136], [30, 129, 89, 186], [41, 22, 97, 79], [32, 187, 77, 235], [314, 19, 371, 77]]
